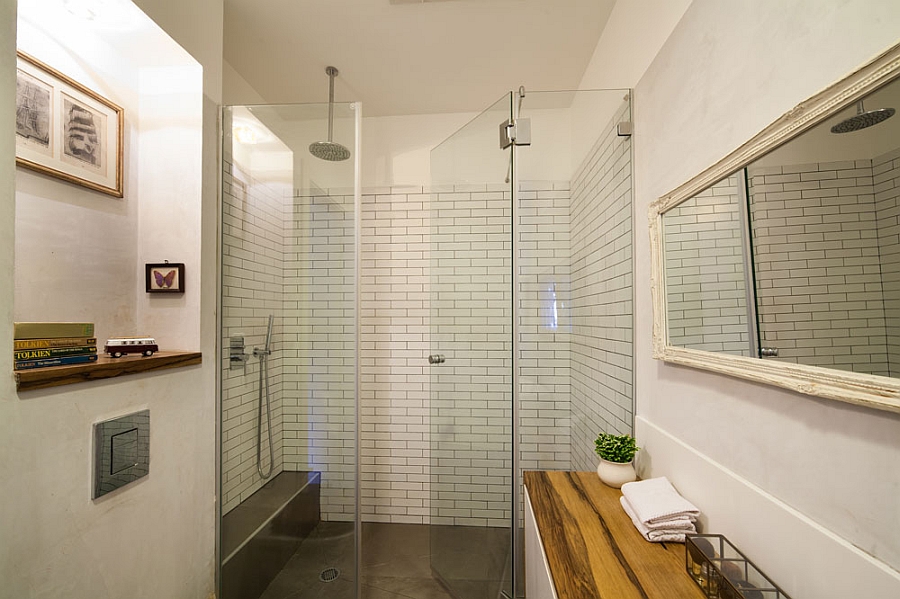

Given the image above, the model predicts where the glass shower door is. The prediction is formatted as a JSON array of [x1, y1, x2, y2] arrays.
[[219, 102, 361, 599], [429, 93, 515, 599]]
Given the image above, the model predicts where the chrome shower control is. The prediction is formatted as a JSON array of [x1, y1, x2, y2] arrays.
[[428, 354, 445, 364], [230, 335, 250, 369], [760, 347, 779, 357]]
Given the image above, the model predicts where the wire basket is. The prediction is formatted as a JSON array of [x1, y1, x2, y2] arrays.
[[686, 534, 791, 599]]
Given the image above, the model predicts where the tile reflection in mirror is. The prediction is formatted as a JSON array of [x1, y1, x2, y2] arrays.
[[746, 75, 900, 377], [650, 41, 900, 411], [661, 73, 900, 378], [663, 172, 754, 356]]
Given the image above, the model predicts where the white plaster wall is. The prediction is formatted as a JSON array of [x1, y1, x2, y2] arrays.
[[14, 16, 142, 345], [0, 0, 17, 590], [137, 65, 204, 350], [0, 2, 221, 598], [362, 112, 476, 188], [578, 0, 692, 90], [633, 1, 900, 597], [134, 0, 223, 101], [223, 59, 267, 105], [16, 8, 203, 349], [133, 1, 223, 595]]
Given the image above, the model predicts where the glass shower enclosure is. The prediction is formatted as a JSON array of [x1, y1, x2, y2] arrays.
[[429, 88, 634, 599], [218, 101, 361, 599], [429, 93, 515, 599], [217, 87, 634, 599]]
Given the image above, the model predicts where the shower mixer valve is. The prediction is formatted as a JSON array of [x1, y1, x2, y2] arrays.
[[229, 335, 250, 369]]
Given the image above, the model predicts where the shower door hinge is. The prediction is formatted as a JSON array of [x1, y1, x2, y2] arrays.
[[500, 118, 532, 149]]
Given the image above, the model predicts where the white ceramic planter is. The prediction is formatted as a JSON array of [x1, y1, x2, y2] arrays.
[[596, 458, 636, 488]]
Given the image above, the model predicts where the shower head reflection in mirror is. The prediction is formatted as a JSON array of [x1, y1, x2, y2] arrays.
[[649, 40, 900, 414]]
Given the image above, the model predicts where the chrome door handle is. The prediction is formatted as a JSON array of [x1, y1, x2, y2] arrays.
[[428, 354, 445, 364]]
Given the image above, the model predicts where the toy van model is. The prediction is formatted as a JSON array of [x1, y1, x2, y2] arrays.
[[104, 337, 159, 358]]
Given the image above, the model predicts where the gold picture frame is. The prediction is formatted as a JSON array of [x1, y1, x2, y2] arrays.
[[15, 50, 124, 198]]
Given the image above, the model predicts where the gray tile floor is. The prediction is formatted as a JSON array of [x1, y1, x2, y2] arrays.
[[257, 522, 510, 599]]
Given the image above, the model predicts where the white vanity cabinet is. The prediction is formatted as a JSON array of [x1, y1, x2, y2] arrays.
[[524, 485, 557, 599]]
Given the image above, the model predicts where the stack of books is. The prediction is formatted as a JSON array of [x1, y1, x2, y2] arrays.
[[14, 322, 98, 370]]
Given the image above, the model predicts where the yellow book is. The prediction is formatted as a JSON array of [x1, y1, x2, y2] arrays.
[[13, 337, 97, 350]]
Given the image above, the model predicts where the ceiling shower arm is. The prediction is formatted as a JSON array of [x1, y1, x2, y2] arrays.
[[326, 65, 337, 142], [309, 65, 351, 161]]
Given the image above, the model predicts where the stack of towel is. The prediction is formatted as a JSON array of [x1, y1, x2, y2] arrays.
[[619, 477, 700, 543]]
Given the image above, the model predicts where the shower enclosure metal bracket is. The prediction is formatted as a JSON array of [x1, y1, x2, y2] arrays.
[[499, 117, 531, 149]]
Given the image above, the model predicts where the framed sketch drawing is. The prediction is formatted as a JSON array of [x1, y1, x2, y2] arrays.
[[15, 51, 124, 197]]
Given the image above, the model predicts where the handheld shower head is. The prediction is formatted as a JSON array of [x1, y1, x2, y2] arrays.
[[264, 314, 273, 353], [310, 66, 351, 161], [253, 314, 274, 358]]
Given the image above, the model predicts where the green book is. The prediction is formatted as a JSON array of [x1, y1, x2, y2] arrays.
[[14, 322, 95, 339], [15, 346, 97, 361]]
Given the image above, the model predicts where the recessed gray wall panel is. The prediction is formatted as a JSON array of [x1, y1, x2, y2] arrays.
[[92, 410, 149, 499]]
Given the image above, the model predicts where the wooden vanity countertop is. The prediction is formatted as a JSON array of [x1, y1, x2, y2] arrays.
[[524, 470, 706, 599]]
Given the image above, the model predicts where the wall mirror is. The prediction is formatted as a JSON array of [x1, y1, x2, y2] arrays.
[[650, 41, 900, 413]]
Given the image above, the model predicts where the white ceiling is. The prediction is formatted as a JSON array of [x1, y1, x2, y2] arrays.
[[223, 0, 616, 116]]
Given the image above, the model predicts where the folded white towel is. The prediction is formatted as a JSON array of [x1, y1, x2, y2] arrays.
[[620, 476, 700, 526], [620, 496, 696, 543]]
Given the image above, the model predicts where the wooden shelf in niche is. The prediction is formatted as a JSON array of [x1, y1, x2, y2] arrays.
[[14, 350, 202, 392]]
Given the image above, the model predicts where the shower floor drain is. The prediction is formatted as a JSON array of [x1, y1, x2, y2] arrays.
[[319, 567, 340, 583]]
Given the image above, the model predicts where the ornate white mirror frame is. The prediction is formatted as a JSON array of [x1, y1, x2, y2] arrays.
[[649, 41, 900, 414]]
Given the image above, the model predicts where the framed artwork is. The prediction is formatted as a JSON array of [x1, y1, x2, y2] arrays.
[[146, 263, 185, 294], [15, 50, 124, 198]]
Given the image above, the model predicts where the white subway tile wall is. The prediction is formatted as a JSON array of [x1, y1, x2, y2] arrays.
[[429, 185, 514, 527], [519, 182, 573, 475], [221, 155, 287, 514], [360, 190, 432, 524], [874, 147, 900, 375], [664, 174, 752, 355], [282, 191, 357, 522], [220, 102, 634, 524], [569, 100, 634, 469], [749, 160, 890, 375]]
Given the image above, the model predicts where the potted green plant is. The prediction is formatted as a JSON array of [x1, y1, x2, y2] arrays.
[[594, 432, 640, 488]]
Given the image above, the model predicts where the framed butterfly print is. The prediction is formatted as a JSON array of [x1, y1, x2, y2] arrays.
[[146, 263, 185, 293]]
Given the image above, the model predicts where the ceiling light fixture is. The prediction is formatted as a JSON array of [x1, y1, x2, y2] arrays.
[[233, 125, 258, 145]]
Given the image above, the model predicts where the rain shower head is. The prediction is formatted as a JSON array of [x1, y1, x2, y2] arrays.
[[309, 66, 351, 161], [831, 100, 895, 133], [309, 140, 351, 161]]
